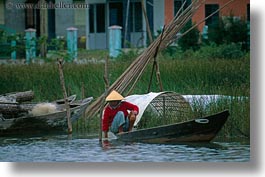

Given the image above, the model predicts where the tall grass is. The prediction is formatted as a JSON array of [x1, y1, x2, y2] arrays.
[[0, 56, 249, 138]]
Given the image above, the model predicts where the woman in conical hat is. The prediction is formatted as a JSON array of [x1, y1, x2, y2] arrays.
[[105, 90, 124, 102], [102, 90, 139, 138]]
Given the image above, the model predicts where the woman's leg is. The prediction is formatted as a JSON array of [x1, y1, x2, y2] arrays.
[[110, 111, 129, 134]]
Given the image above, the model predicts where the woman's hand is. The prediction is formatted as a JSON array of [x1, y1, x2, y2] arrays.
[[132, 110, 138, 115]]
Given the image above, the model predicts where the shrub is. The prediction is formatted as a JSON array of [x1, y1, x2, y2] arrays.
[[195, 43, 244, 59], [206, 15, 249, 51], [178, 20, 200, 51]]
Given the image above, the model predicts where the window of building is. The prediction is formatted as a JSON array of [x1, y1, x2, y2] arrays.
[[205, 4, 219, 27], [174, 0, 191, 15], [146, 0, 154, 33], [89, 4, 106, 33], [89, 4, 95, 33], [25, 0, 42, 36], [109, 2, 123, 27], [174, 0, 184, 15], [247, 4, 250, 22], [129, 2, 143, 32], [96, 4, 105, 33], [25, 8, 35, 28]]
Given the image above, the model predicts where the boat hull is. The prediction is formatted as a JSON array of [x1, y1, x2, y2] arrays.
[[0, 97, 92, 137], [116, 110, 229, 143]]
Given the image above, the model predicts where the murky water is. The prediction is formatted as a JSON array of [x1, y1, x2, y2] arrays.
[[0, 135, 250, 162]]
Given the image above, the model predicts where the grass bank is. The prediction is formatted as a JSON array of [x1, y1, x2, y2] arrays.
[[0, 56, 249, 138]]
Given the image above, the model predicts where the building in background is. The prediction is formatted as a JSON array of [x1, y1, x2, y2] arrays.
[[0, 0, 250, 51]]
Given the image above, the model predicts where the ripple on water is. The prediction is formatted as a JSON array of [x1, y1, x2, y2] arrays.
[[0, 136, 250, 162]]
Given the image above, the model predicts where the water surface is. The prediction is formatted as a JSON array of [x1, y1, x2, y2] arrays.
[[0, 135, 250, 162]]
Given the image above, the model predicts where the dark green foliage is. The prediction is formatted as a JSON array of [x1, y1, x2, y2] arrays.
[[0, 31, 26, 59], [178, 20, 200, 51], [195, 43, 244, 59], [0, 31, 69, 61], [206, 16, 249, 51], [161, 43, 246, 60], [206, 19, 226, 45]]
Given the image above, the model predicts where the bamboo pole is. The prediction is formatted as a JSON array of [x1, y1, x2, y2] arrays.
[[85, 0, 204, 118], [147, 25, 165, 93], [40, 0, 47, 58], [80, 82, 86, 131], [124, 0, 130, 47], [141, 0, 153, 43], [81, 82, 85, 99], [99, 56, 110, 141], [57, 59, 72, 134]]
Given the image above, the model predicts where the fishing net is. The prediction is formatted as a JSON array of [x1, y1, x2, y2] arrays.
[[125, 91, 193, 129]]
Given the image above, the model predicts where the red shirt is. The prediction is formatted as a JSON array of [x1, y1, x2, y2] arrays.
[[102, 101, 139, 131]]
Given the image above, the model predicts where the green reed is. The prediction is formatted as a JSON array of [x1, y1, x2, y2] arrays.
[[0, 56, 249, 138]]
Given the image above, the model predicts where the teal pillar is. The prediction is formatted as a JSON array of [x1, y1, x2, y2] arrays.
[[25, 28, 36, 63], [67, 27, 78, 61], [202, 25, 208, 40], [11, 37, 16, 60], [108, 25, 122, 58]]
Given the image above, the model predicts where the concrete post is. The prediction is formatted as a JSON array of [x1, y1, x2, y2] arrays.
[[202, 25, 208, 40], [25, 28, 36, 63], [108, 25, 122, 58], [11, 37, 16, 60], [67, 27, 78, 61]]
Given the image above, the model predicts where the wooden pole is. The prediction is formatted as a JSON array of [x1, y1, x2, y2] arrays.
[[147, 26, 165, 93], [57, 59, 72, 134], [155, 61, 163, 92], [81, 82, 85, 132], [99, 56, 110, 141], [141, 0, 153, 44], [81, 82, 85, 99], [40, 0, 47, 58], [123, 0, 130, 47]]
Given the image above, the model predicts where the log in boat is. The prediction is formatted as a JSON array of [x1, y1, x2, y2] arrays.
[[0, 90, 34, 103], [0, 96, 93, 137], [114, 92, 229, 143], [116, 110, 229, 143], [0, 94, 77, 117]]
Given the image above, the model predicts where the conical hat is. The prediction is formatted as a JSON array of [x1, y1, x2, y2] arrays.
[[105, 90, 124, 101]]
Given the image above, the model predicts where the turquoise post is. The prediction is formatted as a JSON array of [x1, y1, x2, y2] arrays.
[[11, 37, 16, 60], [25, 28, 36, 63], [108, 25, 122, 58], [202, 25, 208, 40], [67, 27, 78, 61]]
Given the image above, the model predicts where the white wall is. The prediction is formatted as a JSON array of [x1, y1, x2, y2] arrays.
[[153, 0, 164, 35]]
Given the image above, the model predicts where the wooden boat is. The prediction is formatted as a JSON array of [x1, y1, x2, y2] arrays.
[[113, 92, 229, 143], [116, 110, 229, 143], [0, 96, 93, 137], [0, 94, 77, 118]]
